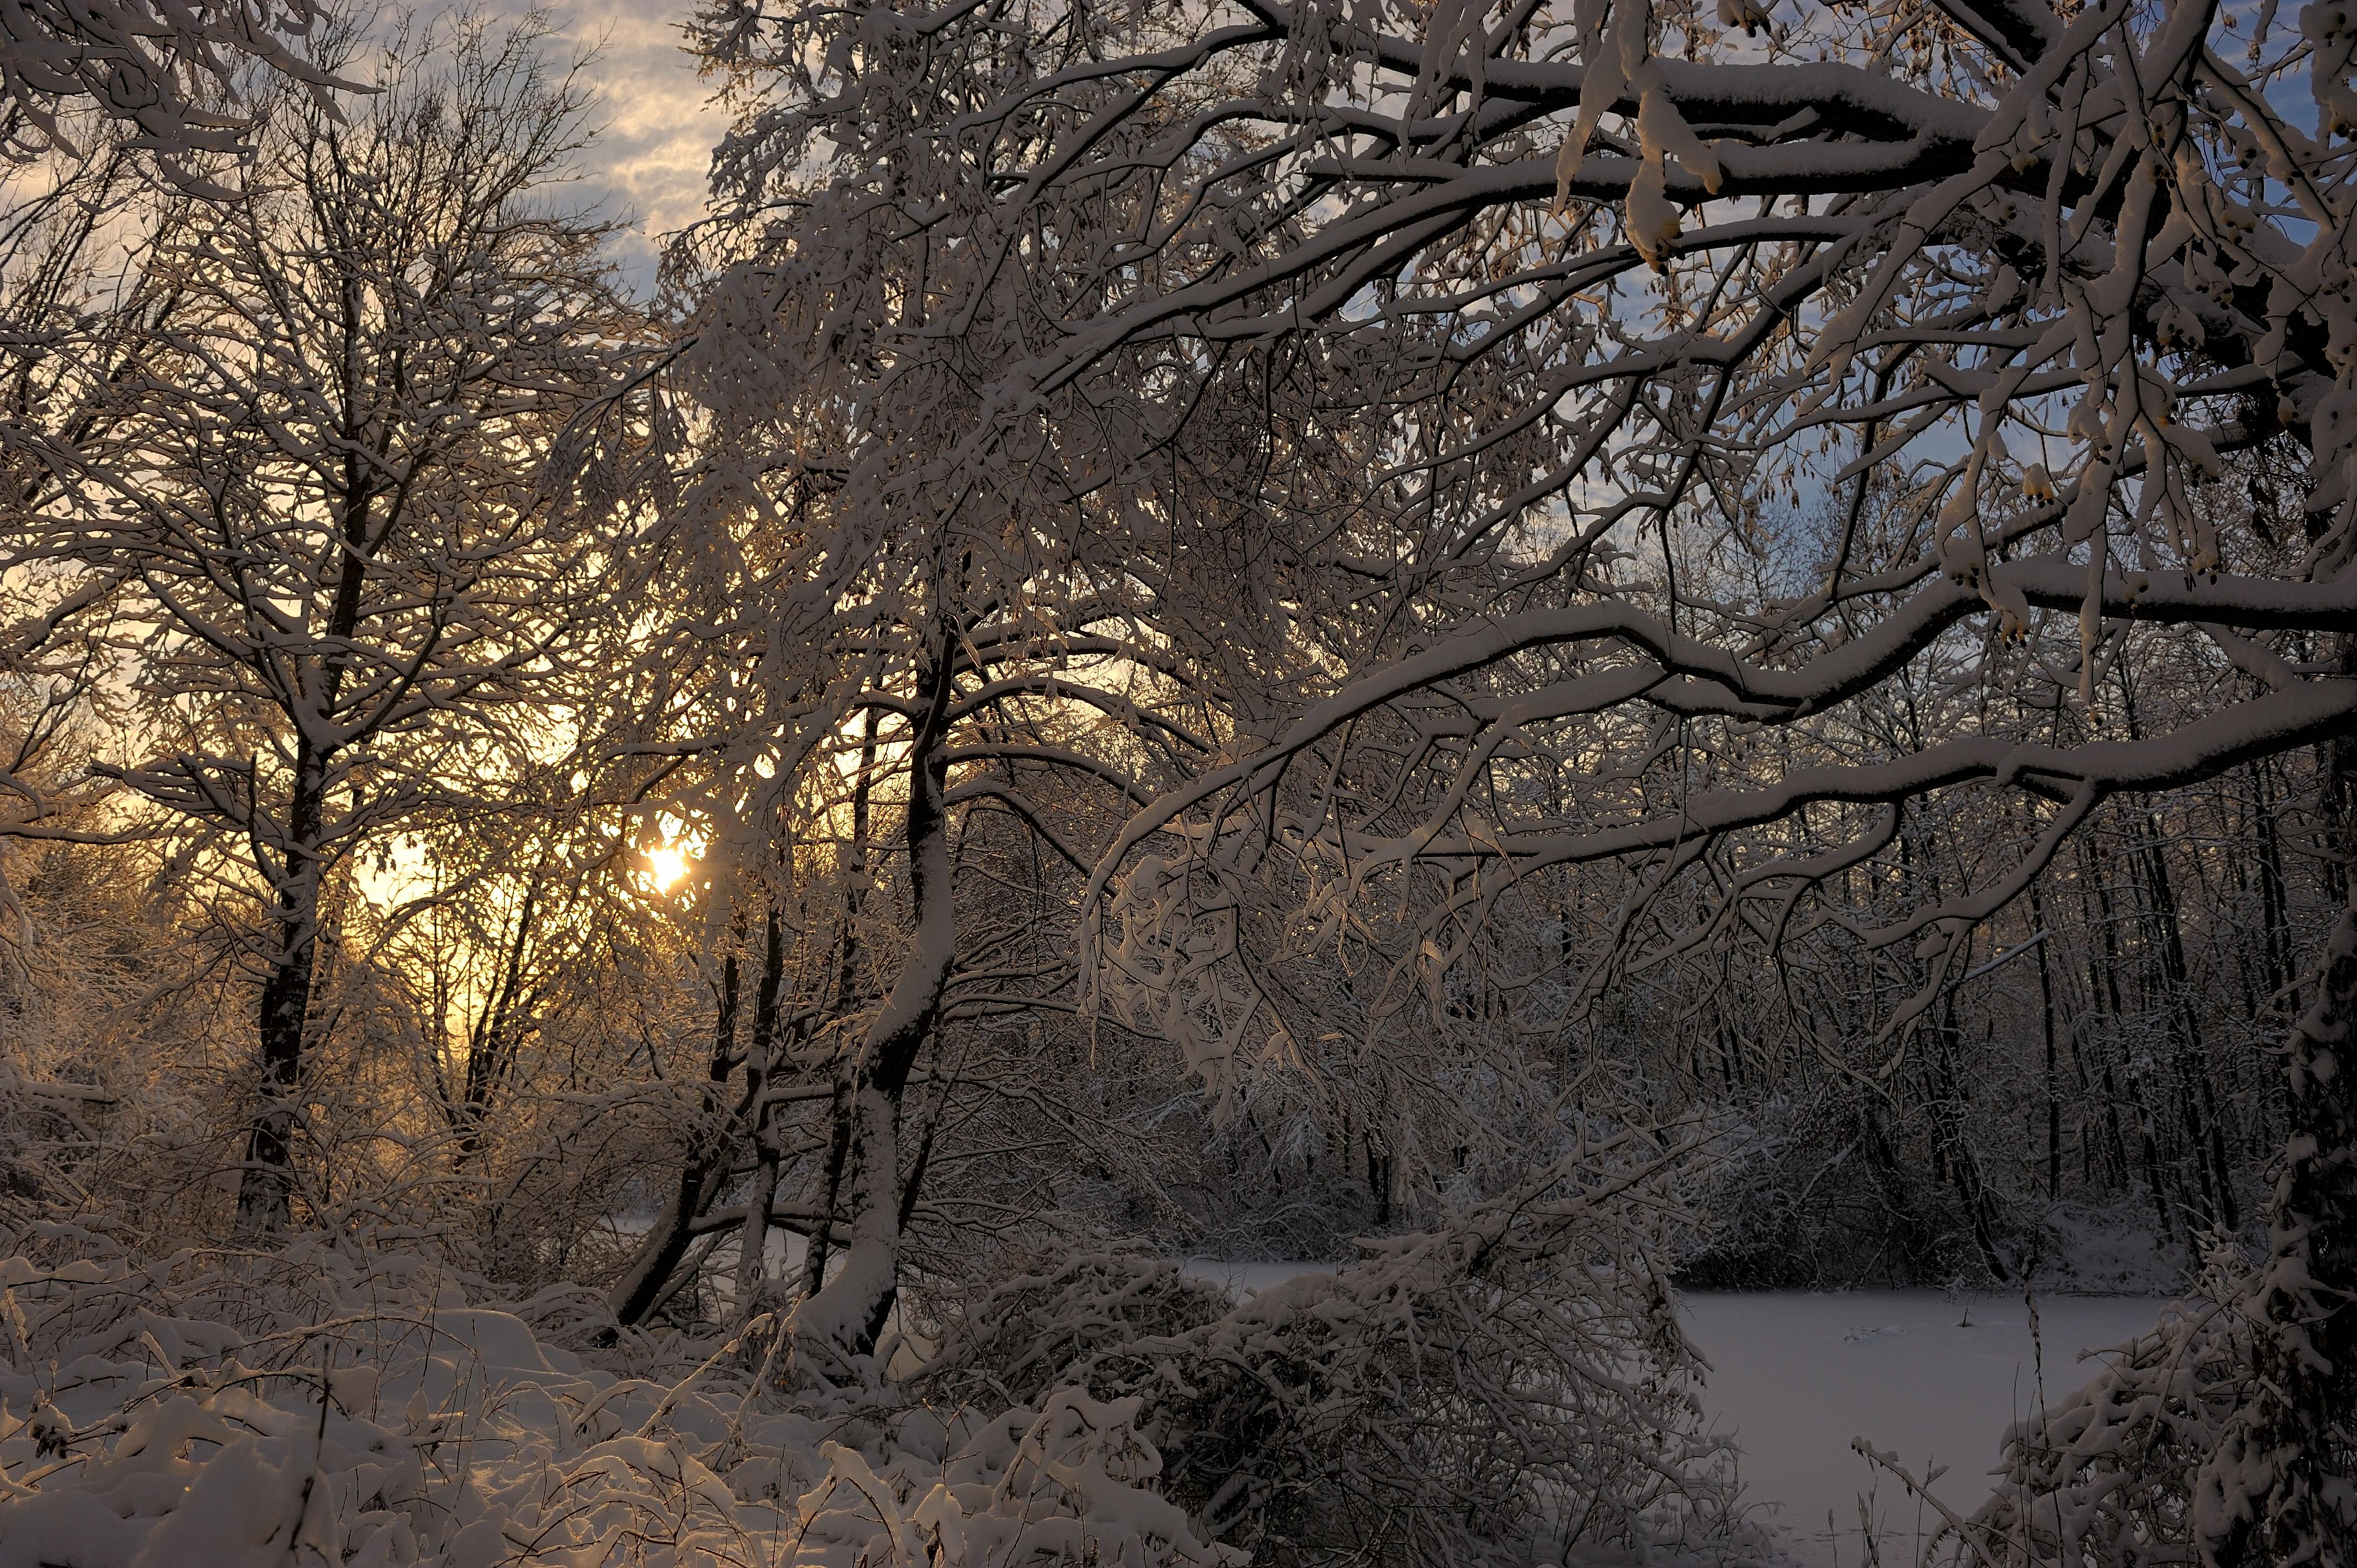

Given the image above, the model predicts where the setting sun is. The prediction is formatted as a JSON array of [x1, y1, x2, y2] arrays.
[[642, 844, 694, 893]]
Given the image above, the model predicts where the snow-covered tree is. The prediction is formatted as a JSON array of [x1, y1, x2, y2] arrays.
[[4, 11, 651, 1236], [691, 0, 2357, 1546], [1, 0, 343, 172], [7, 0, 2357, 1555], [578, 365, 1227, 1349]]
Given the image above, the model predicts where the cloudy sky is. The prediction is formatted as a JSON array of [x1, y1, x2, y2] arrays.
[[527, 0, 732, 289]]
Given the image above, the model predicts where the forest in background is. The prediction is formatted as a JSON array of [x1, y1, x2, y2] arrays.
[[7, 631, 2341, 1300], [2, 0, 2354, 1560]]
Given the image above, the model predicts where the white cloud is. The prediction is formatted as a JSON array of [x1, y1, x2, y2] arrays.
[[515, 1, 729, 290]]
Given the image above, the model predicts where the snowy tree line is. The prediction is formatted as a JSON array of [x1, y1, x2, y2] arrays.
[[1, 0, 2354, 1559]]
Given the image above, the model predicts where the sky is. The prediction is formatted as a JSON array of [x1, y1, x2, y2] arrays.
[[525, 0, 732, 290]]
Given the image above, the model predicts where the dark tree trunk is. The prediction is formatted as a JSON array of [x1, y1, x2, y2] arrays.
[[2074, 837, 2135, 1189], [2253, 759, 2297, 1017], [455, 880, 541, 1162], [794, 644, 959, 1370], [232, 426, 377, 1240], [234, 751, 326, 1239], [732, 906, 789, 1324], [797, 709, 881, 1308], [2132, 811, 2240, 1233], [2087, 832, 2182, 1243], [609, 950, 742, 1325], [1933, 992, 2010, 1281], [2030, 885, 2062, 1200]]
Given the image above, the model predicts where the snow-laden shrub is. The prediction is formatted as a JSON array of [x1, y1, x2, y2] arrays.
[[0, 1138, 1753, 1567], [0, 1232, 1236, 1566], [1919, 1250, 2256, 1568], [924, 1134, 1752, 1567], [916, 1251, 1237, 1411]]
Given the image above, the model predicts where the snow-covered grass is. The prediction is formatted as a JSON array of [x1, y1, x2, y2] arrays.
[[0, 1216, 2191, 1567], [0, 1240, 1242, 1567]]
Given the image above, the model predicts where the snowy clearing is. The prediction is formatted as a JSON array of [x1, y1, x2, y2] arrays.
[[1681, 1292, 2175, 1568], [1186, 1265, 2175, 1568]]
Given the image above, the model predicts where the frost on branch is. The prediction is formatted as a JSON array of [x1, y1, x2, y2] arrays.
[[1090, 850, 1294, 1107]]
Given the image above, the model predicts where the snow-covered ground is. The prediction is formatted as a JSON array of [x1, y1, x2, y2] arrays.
[[1182, 1263, 2172, 1568], [1681, 1291, 2170, 1568]]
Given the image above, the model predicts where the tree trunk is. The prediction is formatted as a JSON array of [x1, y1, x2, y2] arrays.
[[797, 708, 881, 1308], [732, 907, 788, 1325], [455, 879, 541, 1163], [1934, 992, 2010, 1281], [609, 950, 742, 1325], [234, 751, 326, 1239], [2086, 831, 2183, 1244], [2254, 759, 2298, 1017], [233, 441, 375, 1240], [2030, 884, 2062, 1201], [792, 649, 958, 1374], [2132, 809, 2240, 1233]]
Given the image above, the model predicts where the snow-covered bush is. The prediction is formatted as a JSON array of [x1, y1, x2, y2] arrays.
[[917, 1251, 1235, 1412], [1926, 1245, 2330, 1568], [1954, 1279, 2250, 1568], [924, 1136, 1748, 1566], [0, 1234, 1240, 1567], [1676, 1092, 2198, 1296], [1675, 1094, 1996, 1290]]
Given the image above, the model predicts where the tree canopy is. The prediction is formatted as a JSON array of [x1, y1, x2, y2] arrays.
[[2, 0, 2355, 1560]]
